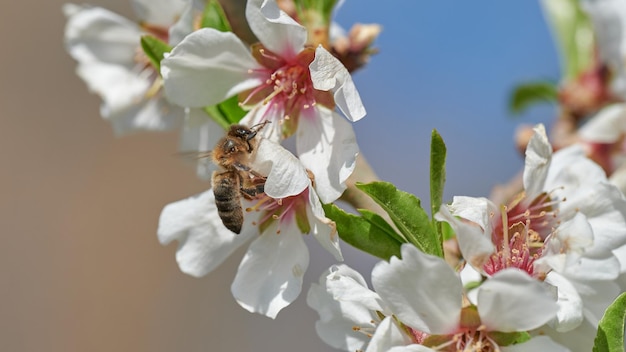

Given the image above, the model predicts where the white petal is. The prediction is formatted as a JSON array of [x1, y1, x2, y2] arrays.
[[388, 346, 437, 352], [297, 107, 358, 203], [544, 272, 584, 332], [76, 62, 183, 135], [252, 139, 309, 198], [447, 196, 497, 231], [76, 62, 150, 114], [131, 0, 186, 26], [245, 0, 307, 59], [157, 190, 254, 277], [168, 0, 199, 46], [501, 336, 571, 352], [307, 265, 378, 352], [541, 318, 596, 352], [308, 188, 343, 261], [579, 280, 621, 326], [161, 28, 264, 107], [326, 265, 384, 312], [435, 205, 494, 270], [310, 46, 366, 121], [545, 145, 607, 199], [570, 183, 626, 255], [580, 0, 626, 77], [580, 104, 626, 143], [64, 4, 141, 64], [609, 164, 626, 195], [477, 269, 557, 332], [523, 124, 552, 199], [231, 225, 309, 318], [178, 108, 224, 180], [365, 317, 412, 352], [106, 91, 184, 135], [371, 244, 462, 335]]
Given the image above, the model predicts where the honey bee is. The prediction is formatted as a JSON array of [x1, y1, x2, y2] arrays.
[[211, 122, 269, 234]]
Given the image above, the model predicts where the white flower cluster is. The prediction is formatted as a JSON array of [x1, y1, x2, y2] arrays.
[[63, 0, 626, 351]]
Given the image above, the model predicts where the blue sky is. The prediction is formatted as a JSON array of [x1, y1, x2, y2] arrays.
[[334, 1, 562, 203]]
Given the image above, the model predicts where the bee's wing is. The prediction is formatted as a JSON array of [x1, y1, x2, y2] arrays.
[[175, 150, 217, 180], [176, 150, 213, 160]]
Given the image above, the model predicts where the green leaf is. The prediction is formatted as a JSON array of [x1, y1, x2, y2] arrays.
[[323, 203, 403, 261], [293, 0, 338, 22], [509, 81, 559, 115], [542, 0, 594, 80], [356, 182, 443, 258], [140, 35, 172, 72], [489, 331, 531, 347], [430, 129, 446, 243], [203, 95, 247, 130], [358, 209, 406, 245], [593, 292, 626, 352], [200, 0, 232, 32]]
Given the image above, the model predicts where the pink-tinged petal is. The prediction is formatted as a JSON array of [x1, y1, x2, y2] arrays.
[[63, 4, 141, 64], [231, 223, 309, 318], [436, 205, 494, 270], [297, 107, 358, 203], [252, 139, 309, 198], [161, 28, 264, 108], [131, 0, 186, 26], [325, 265, 384, 312], [157, 190, 255, 277], [372, 244, 462, 335], [307, 188, 343, 261], [523, 124, 552, 199], [580, 104, 626, 142], [310, 46, 366, 121], [365, 317, 412, 352], [477, 269, 557, 332], [307, 265, 377, 352], [544, 272, 584, 332], [447, 196, 497, 231], [501, 336, 571, 352], [245, 0, 307, 59]]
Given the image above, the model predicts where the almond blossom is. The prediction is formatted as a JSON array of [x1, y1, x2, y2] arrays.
[[436, 124, 626, 332], [160, 0, 365, 203], [308, 244, 567, 352], [157, 138, 342, 318], [63, 0, 186, 135]]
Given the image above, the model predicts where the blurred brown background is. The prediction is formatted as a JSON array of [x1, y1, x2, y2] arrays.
[[0, 1, 375, 351]]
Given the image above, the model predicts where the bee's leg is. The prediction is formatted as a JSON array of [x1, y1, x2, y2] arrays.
[[232, 161, 251, 172], [239, 174, 266, 200]]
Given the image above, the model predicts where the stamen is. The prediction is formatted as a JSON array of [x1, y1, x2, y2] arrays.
[[258, 48, 280, 61]]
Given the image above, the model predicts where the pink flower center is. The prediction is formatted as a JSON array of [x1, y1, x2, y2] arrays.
[[243, 44, 334, 137], [247, 187, 311, 234], [485, 190, 563, 279], [415, 307, 499, 352]]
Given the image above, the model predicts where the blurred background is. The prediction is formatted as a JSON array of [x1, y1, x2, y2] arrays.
[[0, 1, 559, 351]]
